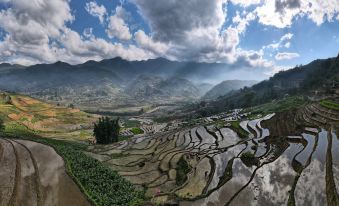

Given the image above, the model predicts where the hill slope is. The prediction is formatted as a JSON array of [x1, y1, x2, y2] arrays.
[[203, 80, 257, 100], [196, 55, 339, 116]]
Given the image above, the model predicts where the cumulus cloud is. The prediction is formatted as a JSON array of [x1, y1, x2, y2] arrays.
[[134, 30, 169, 56], [0, 0, 153, 65], [85, 1, 106, 24], [0, 0, 73, 63], [254, 0, 339, 28], [275, 52, 300, 60], [106, 6, 132, 41], [131, 0, 246, 63]]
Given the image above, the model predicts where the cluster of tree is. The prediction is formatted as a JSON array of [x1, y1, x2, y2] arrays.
[[93, 117, 120, 144]]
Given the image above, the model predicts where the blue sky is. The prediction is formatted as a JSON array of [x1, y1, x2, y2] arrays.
[[0, 0, 338, 78]]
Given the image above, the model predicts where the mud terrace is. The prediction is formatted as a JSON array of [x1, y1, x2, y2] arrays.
[[0, 139, 91, 206]]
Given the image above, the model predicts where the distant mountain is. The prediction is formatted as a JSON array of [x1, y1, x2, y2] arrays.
[[0, 57, 242, 109], [125, 75, 200, 101], [203, 80, 257, 100]]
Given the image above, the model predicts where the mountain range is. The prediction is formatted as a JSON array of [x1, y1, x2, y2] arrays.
[[0, 58, 255, 111]]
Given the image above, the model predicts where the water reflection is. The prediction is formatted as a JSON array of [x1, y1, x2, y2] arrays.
[[179, 128, 336, 206]]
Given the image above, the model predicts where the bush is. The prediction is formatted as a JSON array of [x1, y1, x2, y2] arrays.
[[240, 151, 259, 167], [131, 127, 144, 135], [94, 117, 120, 144], [176, 156, 191, 186]]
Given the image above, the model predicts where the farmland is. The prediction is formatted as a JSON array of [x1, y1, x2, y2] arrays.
[[1, 91, 339, 205], [85, 99, 339, 205]]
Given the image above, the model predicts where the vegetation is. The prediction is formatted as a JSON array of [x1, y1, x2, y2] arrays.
[[240, 152, 259, 167], [176, 156, 191, 186], [229, 121, 249, 138], [93, 117, 120, 144], [0, 93, 97, 140], [247, 96, 306, 117], [124, 119, 141, 128], [320, 100, 339, 111], [131, 127, 144, 135]]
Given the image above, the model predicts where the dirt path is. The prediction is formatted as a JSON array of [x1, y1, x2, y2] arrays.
[[0, 138, 91, 206]]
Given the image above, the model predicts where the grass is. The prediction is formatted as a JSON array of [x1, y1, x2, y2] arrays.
[[118, 135, 132, 142], [123, 120, 141, 128], [251, 96, 307, 115], [131, 127, 144, 135], [176, 156, 191, 186], [229, 121, 249, 138], [320, 100, 339, 111]]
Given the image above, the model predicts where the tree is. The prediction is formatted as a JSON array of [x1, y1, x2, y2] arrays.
[[93, 117, 120, 144]]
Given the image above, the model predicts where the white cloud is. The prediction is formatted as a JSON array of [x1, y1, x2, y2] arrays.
[[230, 0, 261, 7], [232, 11, 256, 34], [0, 0, 73, 63], [0, 0, 153, 65], [85, 1, 106, 24], [106, 6, 132, 41], [254, 0, 339, 28], [134, 30, 169, 56], [275, 52, 300, 60], [263, 33, 294, 50]]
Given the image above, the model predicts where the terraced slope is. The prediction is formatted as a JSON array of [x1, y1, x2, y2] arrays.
[[0, 138, 91, 206], [0, 93, 98, 140], [88, 103, 339, 205]]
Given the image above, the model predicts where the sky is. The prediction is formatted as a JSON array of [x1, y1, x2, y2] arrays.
[[0, 0, 338, 79]]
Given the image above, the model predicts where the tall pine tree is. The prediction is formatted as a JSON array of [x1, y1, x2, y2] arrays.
[[93, 117, 120, 144]]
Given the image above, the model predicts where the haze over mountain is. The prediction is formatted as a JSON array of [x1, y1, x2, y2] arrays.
[[0, 57, 264, 110], [203, 80, 257, 100]]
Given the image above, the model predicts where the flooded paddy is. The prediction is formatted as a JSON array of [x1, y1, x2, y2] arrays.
[[87, 102, 339, 205]]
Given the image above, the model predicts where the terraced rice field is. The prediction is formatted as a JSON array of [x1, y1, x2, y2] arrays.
[[0, 138, 91, 206], [88, 103, 339, 205]]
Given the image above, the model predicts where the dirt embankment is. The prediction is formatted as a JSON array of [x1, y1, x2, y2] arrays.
[[0, 138, 91, 206], [261, 109, 302, 137]]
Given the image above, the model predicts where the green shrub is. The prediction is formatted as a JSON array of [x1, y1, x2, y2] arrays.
[[240, 151, 259, 167], [230, 121, 249, 138], [176, 156, 191, 186], [131, 127, 144, 135], [320, 100, 339, 111]]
